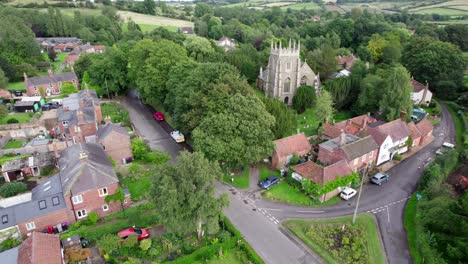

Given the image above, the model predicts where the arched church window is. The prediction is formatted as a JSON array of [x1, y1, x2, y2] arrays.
[[284, 78, 291, 93], [287, 62, 291, 70], [300, 76, 308, 86]]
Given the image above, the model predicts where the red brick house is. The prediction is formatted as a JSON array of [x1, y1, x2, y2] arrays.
[[272, 133, 311, 169], [323, 114, 377, 139], [337, 54, 357, 70], [407, 118, 433, 148], [0, 143, 131, 238], [57, 88, 102, 144], [96, 119, 132, 164], [292, 160, 352, 202], [18, 232, 63, 264], [318, 131, 378, 172], [24, 70, 79, 97], [65, 43, 106, 66]]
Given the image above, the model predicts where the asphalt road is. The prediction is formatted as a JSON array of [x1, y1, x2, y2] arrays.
[[123, 91, 455, 264]]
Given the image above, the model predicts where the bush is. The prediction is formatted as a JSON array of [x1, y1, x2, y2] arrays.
[[289, 154, 300, 165], [0, 238, 21, 253], [6, 118, 18, 124], [393, 154, 402, 161], [40, 165, 56, 176], [0, 182, 27, 197], [84, 212, 100, 226]]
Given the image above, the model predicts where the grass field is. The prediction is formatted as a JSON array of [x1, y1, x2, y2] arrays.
[[6, 82, 25, 92], [0, 113, 32, 125], [285, 215, 385, 264], [2, 140, 25, 149], [297, 108, 352, 137], [282, 2, 320, 10], [118, 10, 193, 28], [223, 167, 250, 189], [414, 7, 468, 15]]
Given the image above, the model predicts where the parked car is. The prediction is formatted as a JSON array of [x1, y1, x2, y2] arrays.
[[442, 142, 455, 149], [46, 102, 60, 109], [117, 227, 150, 241], [14, 91, 23, 96], [170, 131, 185, 143], [340, 187, 357, 200], [371, 173, 390, 185], [259, 176, 280, 189], [153, 111, 165, 121]]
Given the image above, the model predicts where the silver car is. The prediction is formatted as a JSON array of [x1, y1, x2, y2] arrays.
[[371, 173, 390, 185]]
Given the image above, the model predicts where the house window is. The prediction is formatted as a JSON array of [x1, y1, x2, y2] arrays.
[[35, 92, 39, 96], [98, 187, 108, 197], [102, 204, 109, 211], [38, 200, 47, 210], [49, 83, 53, 88], [62, 121, 69, 127], [370, 151, 374, 158], [26, 222, 36, 231], [354, 158, 358, 166], [1, 215, 7, 224], [72, 194, 83, 204], [124, 199, 128, 204], [72, 79, 76, 84], [362, 154, 367, 162], [76, 209, 87, 219], [52, 196, 60, 206]]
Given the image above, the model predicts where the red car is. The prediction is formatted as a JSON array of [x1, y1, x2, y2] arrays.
[[153, 112, 165, 121], [117, 227, 150, 241]]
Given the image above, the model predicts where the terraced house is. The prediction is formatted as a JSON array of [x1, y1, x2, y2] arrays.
[[24, 70, 79, 97]]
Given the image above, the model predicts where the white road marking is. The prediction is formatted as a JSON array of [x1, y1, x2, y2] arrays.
[[386, 205, 390, 223], [260, 208, 284, 212], [367, 196, 411, 215]]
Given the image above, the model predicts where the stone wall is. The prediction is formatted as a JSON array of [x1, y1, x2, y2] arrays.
[[0, 134, 11, 149], [0, 140, 67, 156]]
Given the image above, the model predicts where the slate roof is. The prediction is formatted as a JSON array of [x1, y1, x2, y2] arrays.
[[320, 134, 360, 151], [97, 123, 129, 140], [26, 72, 77, 87], [273, 133, 311, 158], [0, 246, 18, 264], [341, 136, 378, 161], [293, 160, 352, 186], [410, 78, 427, 93], [366, 119, 410, 145], [57, 108, 96, 125], [58, 143, 118, 196], [18, 232, 62, 264]]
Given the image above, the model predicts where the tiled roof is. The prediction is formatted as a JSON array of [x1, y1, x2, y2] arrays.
[[323, 123, 341, 138], [340, 136, 378, 161], [273, 133, 311, 158], [323, 114, 376, 138], [407, 121, 422, 139], [337, 55, 356, 69], [0, 88, 11, 98], [293, 160, 352, 185], [366, 119, 410, 145], [97, 123, 129, 140], [18, 232, 62, 264], [410, 78, 427, 93], [26, 72, 77, 87], [415, 118, 433, 136]]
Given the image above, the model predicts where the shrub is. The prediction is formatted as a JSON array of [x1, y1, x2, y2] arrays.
[[84, 212, 100, 226], [40, 165, 56, 176], [6, 118, 19, 124], [0, 238, 21, 253], [139, 238, 152, 251], [123, 235, 138, 248], [0, 182, 27, 197], [393, 154, 402, 161], [289, 154, 300, 165]]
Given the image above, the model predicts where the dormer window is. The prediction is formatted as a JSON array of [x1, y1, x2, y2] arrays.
[[1, 215, 7, 224], [39, 200, 47, 210]]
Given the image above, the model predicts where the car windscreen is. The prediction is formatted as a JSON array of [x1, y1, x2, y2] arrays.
[[134, 228, 142, 235]]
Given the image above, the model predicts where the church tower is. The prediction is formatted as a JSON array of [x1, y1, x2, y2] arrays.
[[257, 40, 319, 105]]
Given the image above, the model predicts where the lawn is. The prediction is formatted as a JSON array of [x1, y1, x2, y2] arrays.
[[223, 167, 250, 189], [101, 103, 130, 125], [6, 81, 25, 92], [258, 165, 339, 207], [284, 214, 385, 264], [119, 163, 152, 202], [0, 113, 32, 124], [193, 248, 251, 264], [2, 140, 25, 149], [404, 195, 422, 264], [297, 109, 352, 136]]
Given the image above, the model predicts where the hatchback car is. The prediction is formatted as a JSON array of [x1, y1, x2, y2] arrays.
[[371, 173, 390, 185], [259, 176, 280, 189], [340, 187, 357, 200], [153, 111, 165, 121], [117, 227, 150, 241]]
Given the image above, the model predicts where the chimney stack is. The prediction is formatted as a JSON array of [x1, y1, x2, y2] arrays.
[[362, 115, 368, 128], [400, 110, 407, 122], [339, 129, 346, 146]]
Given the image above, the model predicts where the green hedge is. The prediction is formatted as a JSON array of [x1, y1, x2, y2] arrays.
[[169, 236, 239, 263], [239, 239, 264, 264]]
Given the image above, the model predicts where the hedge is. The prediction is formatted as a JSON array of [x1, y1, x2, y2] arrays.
[[169, 236, 239, 263]]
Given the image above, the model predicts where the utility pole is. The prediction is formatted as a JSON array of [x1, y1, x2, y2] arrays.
[[353, 166, 368, 224]]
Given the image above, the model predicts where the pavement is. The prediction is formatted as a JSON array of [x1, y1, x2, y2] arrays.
[[122, 91, 456, 264]]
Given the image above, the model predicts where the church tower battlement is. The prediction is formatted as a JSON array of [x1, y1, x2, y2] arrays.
[[257, 39, 320, 105]]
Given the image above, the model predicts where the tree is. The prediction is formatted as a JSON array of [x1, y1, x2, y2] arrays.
[[0, 69, 8, 88], [61, 83, 78, 96], [142, 0, 156, 15], [307, 44, 337, 81], [314, 90, 335, 123], [381, 44, 401, 65], [439, 24, 468, 51], [293, 85, 316, 114], [98, 234, 121, 254], [357, 74, 384, 113], [367, 34, 388, 62], [149, 151, 228, 240], [0, 105, 8, 120], [183, 36, 216, 62], [263, 97, 297, 139], [193, 94, 275, 170], [47, 49, 57, 63], [402, 36, 465, 97], [380, 65, 413, 121], [194, 3, 213, 18]]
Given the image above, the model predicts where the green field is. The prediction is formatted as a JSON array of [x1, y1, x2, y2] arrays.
[[0, 113, 32, 125], [282, 2, 320, 10], [414, 7, 468, 15], [6, 82, 25, 92], [285, 215, 385, 264]]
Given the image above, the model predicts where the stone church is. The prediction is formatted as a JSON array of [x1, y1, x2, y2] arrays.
[[257, 40, 320, 105]]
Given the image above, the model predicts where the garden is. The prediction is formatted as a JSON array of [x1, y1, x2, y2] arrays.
[[101, 102, 131, 127], [297, 108, 352, 136], [222, 166, 250, 189], [2, 139, 24, 149], [0, 113, 35, 125], [285, 214, 385, 264]]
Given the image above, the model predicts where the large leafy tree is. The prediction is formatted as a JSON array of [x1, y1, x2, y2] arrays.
[[307, 44, 337, 81], [149, 151, 228, 239], [61, 83, 78, 96], [193, 94, 275, 169], [194, 3, 213, 18], [183, 36, 216, 62], [0, 69, 8, 88], [402, 36, 465, 97], [314, 90, 335, 123], [357, 74, 384, 113], [292, 85, 316, 114], [380, 65, 413, 121], [263, 97, 297, 139]]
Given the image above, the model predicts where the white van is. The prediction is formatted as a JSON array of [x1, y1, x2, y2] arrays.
[[442, 142, 455, 149]]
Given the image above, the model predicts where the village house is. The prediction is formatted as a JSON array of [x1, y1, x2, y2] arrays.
[[0, 232, 63, 264], [1, 153, 55, 182], [271, 133, 311, 169], [407, 118, 434, 148], [65, 42, 106, 66], [292, 160, 352, 202], [23, 70, 79, 97], [337, 54, 357, 70], [36, 37, 81, 51], [322, 114, 377, 139], [216, 36, 236, 52], [57, 88, 102, 144], [0, 143, 131, 239], [96, 118, 132, 164], [318, 131, 378, 172], [364, 116, 411, 166], [410, 78, 433, 106]]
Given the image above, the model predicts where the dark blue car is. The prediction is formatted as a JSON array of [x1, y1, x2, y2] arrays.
[[259, 176, 280, 189]]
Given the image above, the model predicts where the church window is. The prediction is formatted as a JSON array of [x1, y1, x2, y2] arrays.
[[283, 78, 291, 93], [287, 62, 291, 70], [300, 76, 308, 86]]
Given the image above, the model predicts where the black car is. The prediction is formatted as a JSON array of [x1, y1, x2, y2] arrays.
[[259, 176, 280, 189], [14, 90, 23, 96]]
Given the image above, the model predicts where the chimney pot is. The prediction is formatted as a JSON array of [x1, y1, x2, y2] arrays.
[[339, 129, 346, 146], [400, 110, 407, 122]]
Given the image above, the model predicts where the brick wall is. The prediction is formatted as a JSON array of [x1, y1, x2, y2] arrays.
[[17, 209, 70, 237], [347, 148, 378, 172], [100, 132, 132, 164]]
